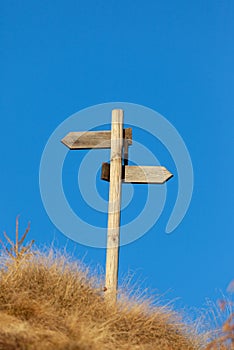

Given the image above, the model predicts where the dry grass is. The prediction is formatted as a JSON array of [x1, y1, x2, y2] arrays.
[[204, 296, 234, 349], [0, 249, 204, 350]]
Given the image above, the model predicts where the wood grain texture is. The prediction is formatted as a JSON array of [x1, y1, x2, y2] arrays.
[[61, 128, 132, 149], [105, 109, 123, 303], [124, 166, 173, 184], [101, 164, 173, 184]]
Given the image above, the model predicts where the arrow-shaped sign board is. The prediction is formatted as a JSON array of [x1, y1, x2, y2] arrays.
[[124, 165, 173, 184], [101, 163, 173, 184], [61, 128, 132, 149]]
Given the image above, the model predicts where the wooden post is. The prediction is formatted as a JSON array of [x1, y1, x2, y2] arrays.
[[105, 109, 124, 302]]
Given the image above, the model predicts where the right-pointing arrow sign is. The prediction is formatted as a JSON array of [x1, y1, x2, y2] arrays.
[[124, 165, 173, 184], [101, 163, 173, 184]]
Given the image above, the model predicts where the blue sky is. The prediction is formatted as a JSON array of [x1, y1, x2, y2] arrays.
[[1, 0, 233, 310]]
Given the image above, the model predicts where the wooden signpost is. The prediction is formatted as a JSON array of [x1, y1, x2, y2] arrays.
[[62, 109, 173, 303]]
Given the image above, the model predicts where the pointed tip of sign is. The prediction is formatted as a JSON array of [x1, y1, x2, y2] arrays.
[[163, 168, 173, 183], [61, 136, 71, 149]]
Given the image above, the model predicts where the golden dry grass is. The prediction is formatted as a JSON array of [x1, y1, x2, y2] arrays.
[[204, 298, 234, 350], [0, 249, 204, 350]]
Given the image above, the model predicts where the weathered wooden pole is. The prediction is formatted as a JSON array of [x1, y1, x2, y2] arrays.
[[105, 109, 124, 302]]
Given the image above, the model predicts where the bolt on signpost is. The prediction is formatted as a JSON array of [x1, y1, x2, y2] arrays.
[[61, 109, 173, 304]]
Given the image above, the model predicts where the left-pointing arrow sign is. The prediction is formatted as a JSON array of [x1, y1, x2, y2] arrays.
[[61, 128, 132, 149]]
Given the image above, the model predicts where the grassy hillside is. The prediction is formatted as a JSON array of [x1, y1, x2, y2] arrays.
[[0, 249, 205, 350]]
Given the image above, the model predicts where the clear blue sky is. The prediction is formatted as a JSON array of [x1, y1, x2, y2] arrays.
[[1, 0, 233, 310]]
